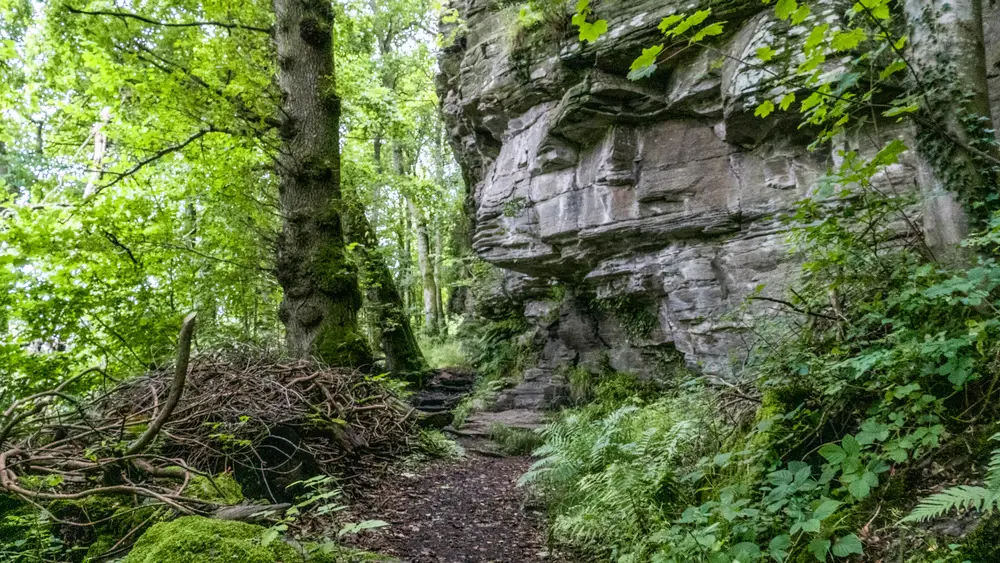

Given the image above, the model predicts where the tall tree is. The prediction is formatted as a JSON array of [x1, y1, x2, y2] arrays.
[[272, 0, 371, 365]]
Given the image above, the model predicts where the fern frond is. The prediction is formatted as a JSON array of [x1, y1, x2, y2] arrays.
[[985, 433, 1000, 491], [904, 485, 998, 522]]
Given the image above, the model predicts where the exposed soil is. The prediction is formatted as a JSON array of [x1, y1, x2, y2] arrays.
[[341, 451, 569, 563]]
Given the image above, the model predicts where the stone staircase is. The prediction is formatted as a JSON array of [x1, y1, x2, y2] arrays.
[[410, 368, 476, 428], [410, 367, 551, 440]]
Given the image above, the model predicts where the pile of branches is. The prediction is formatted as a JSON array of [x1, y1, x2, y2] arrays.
[[0, 314, 416, 516]]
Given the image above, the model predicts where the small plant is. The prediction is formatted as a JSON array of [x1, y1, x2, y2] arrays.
[[906, 434, 1000, 522], [489, 424, 544, 455], [416, 429, 465, 460]]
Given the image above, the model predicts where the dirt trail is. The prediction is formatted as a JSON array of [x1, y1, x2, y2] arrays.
[[342, 451, 567, 563]]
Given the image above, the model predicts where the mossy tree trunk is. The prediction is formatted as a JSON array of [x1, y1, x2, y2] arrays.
[[342, 139, 428, 378], [272, 0, 372, 366]]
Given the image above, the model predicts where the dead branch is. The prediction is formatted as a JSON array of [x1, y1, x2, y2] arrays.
[[126, 313, 195, 456]]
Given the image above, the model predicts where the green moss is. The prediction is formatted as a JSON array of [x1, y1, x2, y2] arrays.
[[315, 321, 372, 367], [183, 472, 244, 504], [313, 242, 362, 309], [123, 516, 300, 563], [960, 513, 1000, 562]]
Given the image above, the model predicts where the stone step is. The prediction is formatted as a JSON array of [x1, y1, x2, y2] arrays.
[[451, 409, 548, 437]]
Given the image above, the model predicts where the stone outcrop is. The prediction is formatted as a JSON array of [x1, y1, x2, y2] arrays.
[[438, 0, 1000, 409]]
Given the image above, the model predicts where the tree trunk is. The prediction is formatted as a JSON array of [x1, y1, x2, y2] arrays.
[[407, 197, 439, 336], [434, 226, 445, 335], [339, 137, 427, 377], [904, 0, 998, 261], [272, 0, 371, 367], [344, 201, 428, 377]]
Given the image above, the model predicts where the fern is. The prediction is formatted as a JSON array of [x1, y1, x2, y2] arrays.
[[905, 434, 1000, 522]]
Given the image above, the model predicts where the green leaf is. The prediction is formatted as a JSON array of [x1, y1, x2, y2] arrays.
[[729, 542, 762, 561], [831, 28, 866, 51], [813, 499, 842, 521], [882, 103, 919, 117], [668, 10, 712, 37], [779, 92, 796, 111], [799, 518, 822, 533], [790, 4, 811, 24], [658, 14, 685, 34], [819, 444, 846, 464], [842, 435, 861, 458], [755, 100, 775, 118], [775, 0, 798, 20], [756, 46, 777, 62], [808, 538, 831, 562], [630, 44, 664, 73], [877, 60, 907, 80], [805, 24, 829, 51], [848, 477, 871, 499], [339, 519, 390, 537], [832, 534, 864, 557], [691, 22, 726, 43], [577, 19, 608, 43], [769, 535, 791, 561], [873, 139, 908, 165]]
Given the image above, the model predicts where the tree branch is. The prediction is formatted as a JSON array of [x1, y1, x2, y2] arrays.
[[90, 128, 214, 195], [125, 313, 196, 456], [101, 229, 142, 267], [64, 5, 271, 34], [748, 296, 840, 321]]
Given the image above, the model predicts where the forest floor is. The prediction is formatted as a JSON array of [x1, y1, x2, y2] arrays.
[[341, 442, 570, 563]]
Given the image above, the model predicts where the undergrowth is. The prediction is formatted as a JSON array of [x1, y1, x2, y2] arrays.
[[451, 315, 532, 427], [489, 424, 545, 455], [522, 140, 1000, 562]]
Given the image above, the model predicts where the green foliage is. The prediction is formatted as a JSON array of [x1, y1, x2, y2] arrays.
[[488, 424, 544, 456], [418, 337, 468, 369], [528, 7, 1000, 554], [0, 496, 63, 563], [906, 434, 1000, 522], [416, 429, 465, 460], [595, 295, 657, 342], [527, 147, 1000, 560], [570, 0, 606, 44], [451, 315, 533, 427], [123, 516, 300, 563], [519, 392, 713, 560]]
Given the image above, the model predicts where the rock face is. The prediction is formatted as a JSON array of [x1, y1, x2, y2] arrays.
[[438, 0, 1000, 409]]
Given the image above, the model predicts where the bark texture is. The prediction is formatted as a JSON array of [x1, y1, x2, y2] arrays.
[[407, 197, 440, 335], [272, 0, 372, 366]]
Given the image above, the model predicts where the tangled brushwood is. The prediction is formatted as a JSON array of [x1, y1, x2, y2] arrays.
[[0, 315, 416, 520]]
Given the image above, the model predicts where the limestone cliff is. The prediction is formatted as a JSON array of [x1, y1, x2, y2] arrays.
[[438, 0, 1000, 409]]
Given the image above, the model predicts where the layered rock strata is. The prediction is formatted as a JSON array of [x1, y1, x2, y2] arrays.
[[438, 0, 1000, 409]]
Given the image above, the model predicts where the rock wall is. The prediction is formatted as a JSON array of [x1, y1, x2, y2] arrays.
[[438, 0, 1000, 409]]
